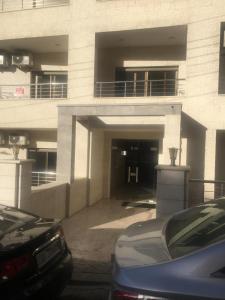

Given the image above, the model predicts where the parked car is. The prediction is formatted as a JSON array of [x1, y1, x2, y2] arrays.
[[0, 205, 73, 300], [111, 198, 225, 300]]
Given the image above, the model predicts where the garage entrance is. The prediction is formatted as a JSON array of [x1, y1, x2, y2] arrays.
[[110, 139, 159, 200]]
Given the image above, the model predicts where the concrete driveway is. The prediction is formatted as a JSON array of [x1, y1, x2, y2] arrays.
[[63, 199, 156, 263], [61, 199, 155, 299]]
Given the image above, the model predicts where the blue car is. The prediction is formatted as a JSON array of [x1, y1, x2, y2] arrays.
[[111, 199, 225, 300]]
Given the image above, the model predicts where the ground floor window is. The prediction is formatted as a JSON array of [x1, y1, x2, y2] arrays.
[[28, 148, 57, 186]]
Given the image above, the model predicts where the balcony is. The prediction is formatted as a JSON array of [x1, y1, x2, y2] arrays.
[[0, 0, 69, 12], [95, 79, 185, 98], [0, 82, 67, 100], [95, 26, 187, 100]]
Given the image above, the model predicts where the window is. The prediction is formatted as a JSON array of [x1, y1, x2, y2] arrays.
[[166, 200, 225, 259], [28, 149, 57, 186], [28, 148, 57, 173], [31, 71, 68, 99]]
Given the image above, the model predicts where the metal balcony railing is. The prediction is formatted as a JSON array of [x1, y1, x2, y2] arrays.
[[95, 79, 185, 98], [0, 83, 67, 100], [189, 179, 225, 207], [0, 0, 69, 12], [32, 171, 56, 186]]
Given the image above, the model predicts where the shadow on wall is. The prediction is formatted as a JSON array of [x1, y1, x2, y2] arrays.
[[95, 45, 186, 83], [181, 113, 206, 207]]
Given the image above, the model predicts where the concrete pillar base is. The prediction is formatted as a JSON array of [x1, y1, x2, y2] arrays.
[[156, 165, 190, 218], [0, 159, 33, 208]]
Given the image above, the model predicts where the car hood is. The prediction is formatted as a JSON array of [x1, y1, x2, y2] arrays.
[[114, 218, 171, 268]]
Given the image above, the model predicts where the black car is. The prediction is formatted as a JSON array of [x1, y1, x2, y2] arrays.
[[111, 198, 225, 300], [0, 205, 73, 300]]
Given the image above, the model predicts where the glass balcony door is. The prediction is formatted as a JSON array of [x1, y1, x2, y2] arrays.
[[126, 71, 146, 96], [148, 70, 177, 96], [115, 67, 177, 97]]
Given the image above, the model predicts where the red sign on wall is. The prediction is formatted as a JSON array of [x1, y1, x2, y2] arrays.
[[15, 87, 25, 96]]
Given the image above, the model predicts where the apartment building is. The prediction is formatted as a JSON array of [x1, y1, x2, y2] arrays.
[[0, 0, 224, 215]]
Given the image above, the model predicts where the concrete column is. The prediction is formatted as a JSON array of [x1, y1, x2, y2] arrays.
[[160, 114, 181, 165], [156, 165, 190, 218], [0, 159, 33, 209], [204, 129, 217, 200], [71, 121, 91, 213], [88, 129, 105, 206], [68, 0, 95, 100], [57, 111, 76, 183]]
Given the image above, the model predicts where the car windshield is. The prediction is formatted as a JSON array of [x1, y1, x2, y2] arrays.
[[0, 205, 37, 238], [166, 199, 225, 258]]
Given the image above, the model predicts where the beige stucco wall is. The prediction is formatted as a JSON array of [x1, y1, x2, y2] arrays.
[[68, 125, 105, 214], [73, 0, 225, 130], [26, 182, 67, 219], [0, 51, 68, 129], [0, 0, 224, 129], [63, 0, 225, 143], [69, 122, 90, 214], [0, 0, 225, 186], [0, 5, 69, 40], [95, 0, 188, 32], [0, 159, 32, 207]]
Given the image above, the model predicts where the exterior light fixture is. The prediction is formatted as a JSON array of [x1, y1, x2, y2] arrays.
[[121, 150, 127, 156], [8, 134, 30, 160], [169, 147, 178, 166]]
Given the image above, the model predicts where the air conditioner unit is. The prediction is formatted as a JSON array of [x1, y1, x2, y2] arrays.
[[8, 135, 29, 146], [11, 54, 33, 67], [0, 54, 9, 67]]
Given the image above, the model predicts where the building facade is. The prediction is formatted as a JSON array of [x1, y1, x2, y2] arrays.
[[0, 0, 224, 215]]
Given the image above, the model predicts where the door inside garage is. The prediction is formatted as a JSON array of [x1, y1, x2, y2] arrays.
[[110, 139, 159, 200]]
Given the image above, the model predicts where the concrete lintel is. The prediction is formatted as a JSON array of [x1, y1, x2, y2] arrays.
[[0, 159, 34, 165], [58, 103, 182, 117], [156, 165, 190, 171], [77, 116, 106, 129]]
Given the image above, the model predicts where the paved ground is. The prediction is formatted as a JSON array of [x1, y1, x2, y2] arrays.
[[58, 258, 110, 299], [60, 198, 156, 299], [63, 199, 155, 262], [60, 284, 109, 300]]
